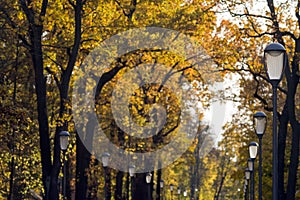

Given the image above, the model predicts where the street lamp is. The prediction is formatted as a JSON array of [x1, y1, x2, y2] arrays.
[[160, 179, 164, 188], [248, 158, 253, 170], [264, 42, 287, 200], [249, 142, 258, 200], [245, 168, 250, 200], [160, 180, 164, 200], [245, 168, 251, 181], [59, 131, 70, 151], [146, 172, 152, 184], [249, 142, 259, 159], [129, 165, 136, 177], [170, 184, 174, 200], [146, 173, 152, 200], [102, 152, 110, 167], [59, 131, 70, 200], [102, 152, 111, 200], [183, 190, 187, 200], [194, 188, 199, 200], [177, 187, 181, 200], [254, 111, 267, 200], [129, 165, 136, 199]]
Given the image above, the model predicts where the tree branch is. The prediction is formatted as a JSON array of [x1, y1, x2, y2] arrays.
[[40, 0, 48, 17], [0, 6, 31, 48]]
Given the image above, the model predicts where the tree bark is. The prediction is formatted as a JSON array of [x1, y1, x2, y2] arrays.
[[285, 52, 300, 200], [115, 171, 124, 200], [27, 18, 53, 200], [135, 173, 148, 200]]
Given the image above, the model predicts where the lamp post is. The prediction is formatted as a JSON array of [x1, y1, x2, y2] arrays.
[[177, 187, 181, 200], [264, 43, 287, 200], [170, 184, 174, 200], [102, 152, 111, 200], [244, 181, 248, 200], [249, 142, 258, 200], [160, 180, 164, 200], [129, 165, 136, 200], [254, 111, 267, 200], [146, 173, 152, 200], [59, 131, 70, 200], [248, 158, 253, 200], [194, 188, 198, 200], [183, 190, 187, 200], [245, 168, 250, 200]]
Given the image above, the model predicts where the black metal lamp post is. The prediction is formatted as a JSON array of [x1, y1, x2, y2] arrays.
[[183, 190, 187, 200], [244, 181, 248, 200], [102, 152, 111, 200], [249, 142, 258, 200], [194, 188, 198, 200], [170, 184, 174, 200], [59, 131, 70, 200], [254, 111, 267, 200], [177, 187, 181, 200], [146, 172, 152, 200], [245, 168, 250, 200], [264, 43, 287, 200], [160, 180, 164, 200], [129, 165, 136, 200]]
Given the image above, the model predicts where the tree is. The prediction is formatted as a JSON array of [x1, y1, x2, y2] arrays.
[[0, 0, 85, 199], [215, 0, 300, 199]]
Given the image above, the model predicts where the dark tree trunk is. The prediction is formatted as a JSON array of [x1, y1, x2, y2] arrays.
[[156, 164, 162, 200], [29, 22, 53, 200], [75, 134, 90, 200], [19, 1, 52, 198], [278, 105, 288, 200], [20, 0, 83, 199], [115, 171, 124, 200], [135, 173, 148, 200], [285, 54, 300, 200], [190, 165, 195, 200]]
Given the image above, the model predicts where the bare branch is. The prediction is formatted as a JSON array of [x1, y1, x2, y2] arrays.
[[253, 76, 272, 112], [0, 6, 31, 48], [68, 0, 76, 8], [281, 31, 297, 40], [225, 1, 272, 20], [44, 53, 64, 71], [45, 66, 61, 89], [40, 0, 48, 17]]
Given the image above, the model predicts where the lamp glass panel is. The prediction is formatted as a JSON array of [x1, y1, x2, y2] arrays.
[[60, 136, 69, 150], [178, 189, 181, 194], [102, 155, 109, 167], [146, 174, 151, 183], [183, 191, 187, 197], [255, 117, 266, 135], [249, 145, 258, 159], [129, 166, 135, 177], [265, 51, 284, 80], [245, 171, 250, 180], [248, 160, 253, 171], [170, 184, 174, 191], [160, 180, 164, 188]]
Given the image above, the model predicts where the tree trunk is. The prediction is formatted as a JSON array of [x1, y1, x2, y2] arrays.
[[285, 57, 300, 200], [156, 164, 162, 200], [75, 134, 90, 200], [278, 105, 288, 200], [29, 23, 53, 200], [135, 173, 148, 200], [115, 171, 124, 200]]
